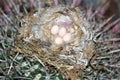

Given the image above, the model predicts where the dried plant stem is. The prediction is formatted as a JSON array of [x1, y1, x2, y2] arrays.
[[32, 54, 45, 67], [7, 52, 19, 75]]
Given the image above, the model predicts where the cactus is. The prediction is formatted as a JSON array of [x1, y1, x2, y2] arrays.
[[0, 0, 120, 80]]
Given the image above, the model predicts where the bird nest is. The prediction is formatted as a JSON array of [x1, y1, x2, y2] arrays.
[[14, 5, 96, 79]]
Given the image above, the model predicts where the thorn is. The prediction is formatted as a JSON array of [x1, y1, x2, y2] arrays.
[[87, 7, 99, 20], [9, 0, 18, 14], [112, 22, 120, 34], [0, 9, 13, 24], [106, 38, 120, 42], [94, 15, 114, 33], [54, 0, 59, 5], [7, 53, 19, 75], [96, 38, 120, 43], [87, 6, 93, 20], [71, 0, 82, 7], [96, 0, 110, 18], [104, 63, 120, 68], [93, 32, 103, 42], [103, 18, 120, 32], [107, 49, 120, 55]]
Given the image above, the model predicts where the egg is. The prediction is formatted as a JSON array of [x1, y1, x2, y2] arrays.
[[55, 37, 63, 45], [51, 25, 59, 35], [63, 33, 71, 42], [58, 27, 67, 37]]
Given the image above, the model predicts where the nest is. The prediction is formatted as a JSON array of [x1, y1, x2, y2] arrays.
[[14, 5, 96, 79]]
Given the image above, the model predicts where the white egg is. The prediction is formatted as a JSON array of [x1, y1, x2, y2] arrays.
[[58, 27, 66, 37], [55, 37, 63, 45], [63, 33, 71, 42], [51, 25, 59, 35]]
